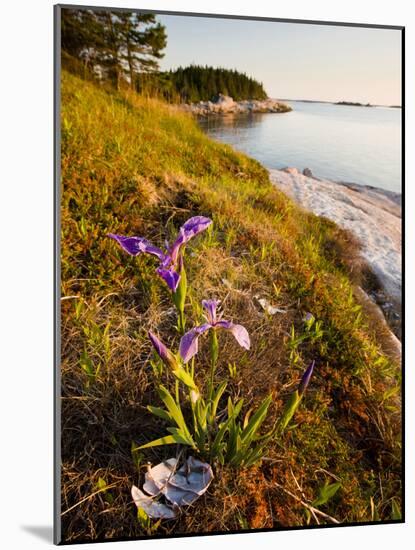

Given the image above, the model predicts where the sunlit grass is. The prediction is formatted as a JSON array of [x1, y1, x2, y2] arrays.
[[60, 70, 401, 542]]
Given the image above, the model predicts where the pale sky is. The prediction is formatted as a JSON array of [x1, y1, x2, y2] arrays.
[[157, 14, 402, 106]]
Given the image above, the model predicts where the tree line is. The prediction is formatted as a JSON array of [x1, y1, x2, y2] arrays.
[[61, 8, 268, 101], [160, 66, 267, 102]]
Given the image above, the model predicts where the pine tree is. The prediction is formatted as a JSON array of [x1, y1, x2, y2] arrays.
[[61, 8, 106, 72], [116, 12, 167, 89], [61, 8, 166, 90]]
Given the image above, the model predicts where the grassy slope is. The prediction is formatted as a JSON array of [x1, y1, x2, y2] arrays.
[[61, 70, 401, 542]]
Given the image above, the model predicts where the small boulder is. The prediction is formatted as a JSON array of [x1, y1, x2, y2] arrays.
[[284, 167, 300, 175], [212, 93, 234, 105]]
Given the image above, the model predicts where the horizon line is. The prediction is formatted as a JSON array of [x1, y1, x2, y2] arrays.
[[277, 98, 402, 108]]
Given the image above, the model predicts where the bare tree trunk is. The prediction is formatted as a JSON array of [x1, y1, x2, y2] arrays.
[[106, 13, 120, 90], [127, 44, 134, 90]]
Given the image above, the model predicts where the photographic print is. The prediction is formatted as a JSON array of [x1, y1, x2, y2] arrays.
[[55, 5, 403, 544]]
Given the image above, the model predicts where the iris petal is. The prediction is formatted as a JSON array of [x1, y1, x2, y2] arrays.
[[229, 324, 251, 350], [216, 320, 250, 350], [179, 216, 212, 242], [108, 233, 165, 260], [202, 299, 220, 325], [179, 323, 211, 363], [156, 267, 181, 292], [169, 216, 212, 263]]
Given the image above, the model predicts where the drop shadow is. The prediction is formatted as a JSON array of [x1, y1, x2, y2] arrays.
[[21, 525, 54, 543]]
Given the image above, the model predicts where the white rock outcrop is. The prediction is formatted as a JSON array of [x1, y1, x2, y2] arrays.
[[269, 167, 402, 304], [182, 94, 292, 116]]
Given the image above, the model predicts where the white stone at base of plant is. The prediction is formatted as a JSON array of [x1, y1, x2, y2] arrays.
[[143, 458, 178, 496], [132, 456, 214, 519], [131, 486, 177, 519], [168, 457, 214, 496], [163, 484, 200, 506]]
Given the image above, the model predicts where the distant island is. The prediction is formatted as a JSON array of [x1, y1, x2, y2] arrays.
[[280, 98, 401, 108], [169, 66, 292, 116], [336, 101, 373, 107]]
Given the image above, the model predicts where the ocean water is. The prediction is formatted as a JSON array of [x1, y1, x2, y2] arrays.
[[198, 101, 402, 193]]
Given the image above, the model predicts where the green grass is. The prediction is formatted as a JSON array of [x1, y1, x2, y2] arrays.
[[60, 70, 401, 542]]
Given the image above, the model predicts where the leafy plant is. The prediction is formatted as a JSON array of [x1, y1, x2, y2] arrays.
[[390, 497, 401, 520], [312, 480, 341, 507], [288, 315, 324, 365], [111, 218, 316, 469], [133, 303, 314, 467], [95, 477, 114, 505], [136, 507, 162, 535], [278, 361, 315, 433], [79, 349, 100, 387]]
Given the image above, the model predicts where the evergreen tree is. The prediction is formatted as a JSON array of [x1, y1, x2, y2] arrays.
[[61, 8, 166, 90], [116, 12, 166, 89], [61, 9, 106, 72]]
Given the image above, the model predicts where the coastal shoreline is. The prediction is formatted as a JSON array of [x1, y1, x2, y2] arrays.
[[270, 167, 402, 343], [181, 94, 292, 116]]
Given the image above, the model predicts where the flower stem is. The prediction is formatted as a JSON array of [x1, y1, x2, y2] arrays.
[[208, 329, 219, 403], [177, 309, 185, 335], [172, 260, 187, 335], [190, 357, 195, 380]]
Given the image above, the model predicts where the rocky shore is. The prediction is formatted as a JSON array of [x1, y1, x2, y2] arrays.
[[182, 93, 292, 116], [270, 167, 402, 345]]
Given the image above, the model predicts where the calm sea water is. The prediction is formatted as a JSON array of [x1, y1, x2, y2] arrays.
[[198, 101, 402, 193]]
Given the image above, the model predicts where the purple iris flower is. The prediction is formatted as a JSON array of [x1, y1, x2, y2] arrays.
[[108, 216, 212, 292], [179, 299, 250, 363], [298, 360, 315, 395], [148, 331, 178, 370]]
